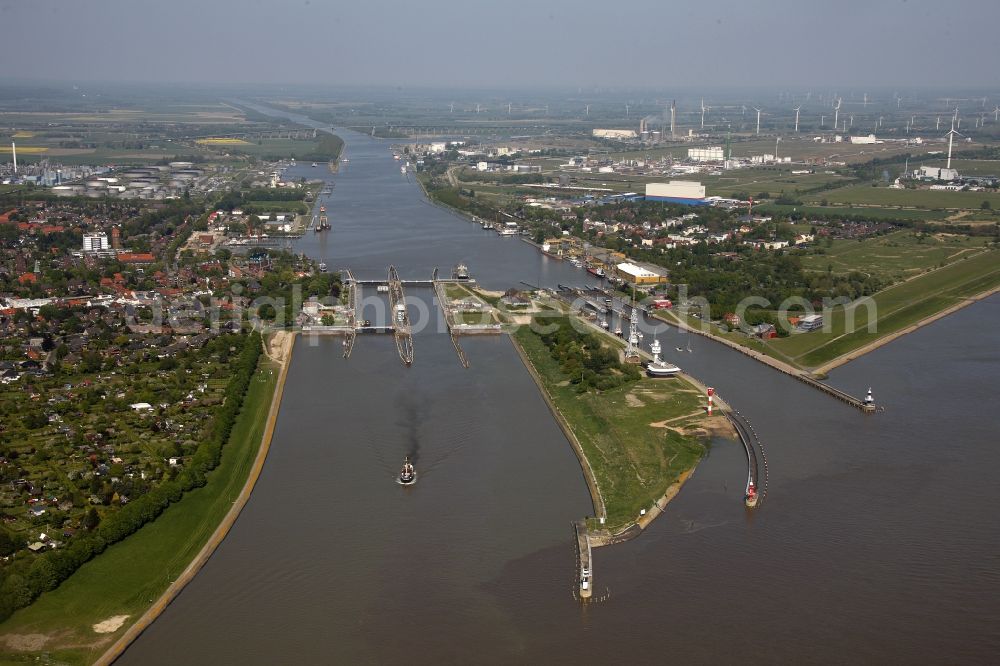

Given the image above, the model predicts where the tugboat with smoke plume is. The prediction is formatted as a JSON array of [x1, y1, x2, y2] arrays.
[[397, 456, 416, 486]]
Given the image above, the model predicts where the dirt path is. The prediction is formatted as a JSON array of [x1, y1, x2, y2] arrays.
[[94, 332, 297, 666]]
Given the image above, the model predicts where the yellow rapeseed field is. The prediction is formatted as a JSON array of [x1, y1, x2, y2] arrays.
[[0, 145, 47, 153], [195, 137, 251, 145]]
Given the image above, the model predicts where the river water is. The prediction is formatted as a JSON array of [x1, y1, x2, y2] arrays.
[[119, 112, 1000, 664]]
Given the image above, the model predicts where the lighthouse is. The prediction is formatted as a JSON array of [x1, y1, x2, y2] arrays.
[[706, 387, 714, 415], [864, 387, 874, 405]]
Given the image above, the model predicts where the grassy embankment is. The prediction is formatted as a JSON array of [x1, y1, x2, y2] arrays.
[[513, 324, 706, 530], [770, 248, 1000, 368], [0, 358, 280, 665], [658, 246, 1000, 372]]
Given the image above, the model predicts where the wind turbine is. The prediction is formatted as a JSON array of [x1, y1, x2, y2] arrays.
[[793, 105, 801, 132], [754, 107, 762, 135], [700, 98, 708, 129], [833, 98, 842, 132], [449, 102, 454, 113], [945, 120, 961, 170], [994, 105, 1000, 122], [625, 103, 629, 118], [821, 114, 826, 127], [508, 102, 512, 115]]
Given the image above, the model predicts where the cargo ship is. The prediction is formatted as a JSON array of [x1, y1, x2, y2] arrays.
[[398, 457, 416, 485], [645, 339, 680, 377], [586, 266, 606, 278]]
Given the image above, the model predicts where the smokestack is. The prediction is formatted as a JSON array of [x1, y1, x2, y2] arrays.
[[670, 100, 676, 139], [11, 142, 16, 174]]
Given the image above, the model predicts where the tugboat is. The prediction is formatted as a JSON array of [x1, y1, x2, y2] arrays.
[[586, 265, 606, 278], [453, 263, 470, 280], [745, 481, 759, 508], [646, 338, 680, 377], [398, 456, 416, 486]]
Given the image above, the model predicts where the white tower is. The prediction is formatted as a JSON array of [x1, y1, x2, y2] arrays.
[[10, 142, 16, 174]]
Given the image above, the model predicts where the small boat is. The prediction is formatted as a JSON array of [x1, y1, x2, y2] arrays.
[[398, 456, 416, 485], [320, 205, 326, 213], [646, 339, 681, 377], [614, 327, 623, 337], [311, 162, 318, 167], [600, 320, 609, 329], [745, 481, 759, 508], [318, 262, 327, 273], [453, 263, 470, 280]]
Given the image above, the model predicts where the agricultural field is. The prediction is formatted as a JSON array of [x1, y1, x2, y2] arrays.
[[800, 230, 992, 282], [804, 184, 1000, 210], [758, 203, 946, 221]]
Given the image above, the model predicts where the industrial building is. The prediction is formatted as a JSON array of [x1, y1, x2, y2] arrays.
[[918, 165, 959, 181], [645, 181, 708, 206], [592, 129, 637, 140], [616, 262, 667, 286], [82, 233, 110, 253], [688, 146, 724, 162], [849, 134, 879, 144]]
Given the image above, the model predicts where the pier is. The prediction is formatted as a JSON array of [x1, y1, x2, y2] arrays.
[[721, 405, 768, 506], [574, 520, 592, 600]]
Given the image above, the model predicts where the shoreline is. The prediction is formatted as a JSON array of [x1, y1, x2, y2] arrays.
[[94, 331, 296, 666], [812, 284, 1000, 375], [509, 329, 724, 539], [508, 334, 606, 521]]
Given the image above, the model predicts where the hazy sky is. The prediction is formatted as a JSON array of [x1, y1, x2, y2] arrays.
[[3, 0, 998, 89]]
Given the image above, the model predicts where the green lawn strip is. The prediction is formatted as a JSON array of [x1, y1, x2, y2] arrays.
[[0, 360, 279, 665], [770, 250, 1000, 365], [514, 327, 705, 529], [801, 230, 989, 280], [804, 184, 1000, 210]]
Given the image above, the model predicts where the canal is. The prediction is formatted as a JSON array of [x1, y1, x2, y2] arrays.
[[118, 112, 1000, 663]]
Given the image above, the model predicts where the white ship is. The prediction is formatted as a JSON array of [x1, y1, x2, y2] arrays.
[[645, 339, 680, 377]]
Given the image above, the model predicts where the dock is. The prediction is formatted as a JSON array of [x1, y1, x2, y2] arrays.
[[574, 520, 592, 600]]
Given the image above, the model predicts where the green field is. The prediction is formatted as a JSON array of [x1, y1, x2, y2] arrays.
[[758, 203, 947, 221], [513, 326, 706, 529], [806, 184, 1000, 210], [0, 358, 279, 665], [769, 249, 1000, 367], [801, 230, 991, 281]]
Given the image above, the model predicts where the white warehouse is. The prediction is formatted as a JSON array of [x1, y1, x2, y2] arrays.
[[688, 146, 724, 162], [645, 181, 708, 205]]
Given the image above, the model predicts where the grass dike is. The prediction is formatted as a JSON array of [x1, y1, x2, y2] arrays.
[[0, 332, 296, 665], [510, 320, 725, 535]]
